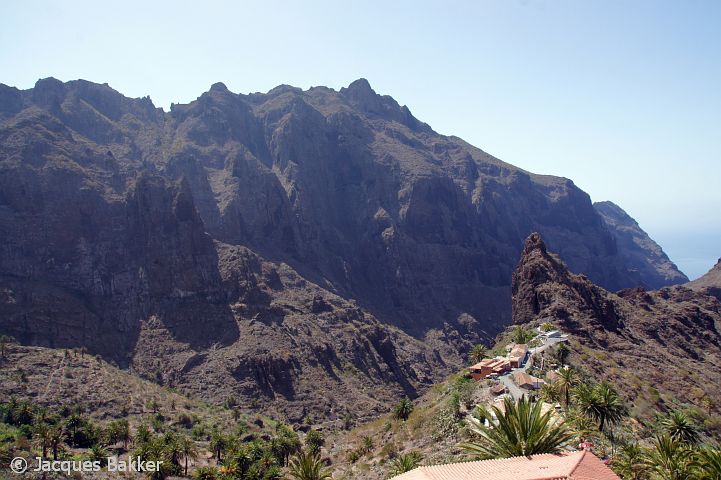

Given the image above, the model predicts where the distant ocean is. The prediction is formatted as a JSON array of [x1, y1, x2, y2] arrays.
[[653, 229, 721, 281]]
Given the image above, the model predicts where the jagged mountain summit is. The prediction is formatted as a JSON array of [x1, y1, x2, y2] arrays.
[[512, 233, 721, 414], [0, 77, 687, 420]]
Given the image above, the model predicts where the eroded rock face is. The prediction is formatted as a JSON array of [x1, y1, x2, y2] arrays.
[[512, 232, 721, 414], [0, 78, 687, 420], [594, 201, 689, 288]]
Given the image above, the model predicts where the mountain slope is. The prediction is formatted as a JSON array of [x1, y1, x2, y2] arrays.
[[512, 233, 721, 416], [594, 201, 689, 288], [688, 257, 721, 294], [0, 78, 686, 420]]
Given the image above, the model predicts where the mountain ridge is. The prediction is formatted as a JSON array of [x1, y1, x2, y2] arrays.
[[0, 77, 688, 420]]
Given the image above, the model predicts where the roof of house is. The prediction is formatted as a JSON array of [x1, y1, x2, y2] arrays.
[[491, 384, 507, 395], [512, 371, 544, 388], [389, 450, 620, 480], [509, 344, 528, 360], [470, 358, 509, 370]]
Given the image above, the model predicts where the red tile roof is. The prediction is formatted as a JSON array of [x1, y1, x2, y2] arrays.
[[390, 450, 620, 480]]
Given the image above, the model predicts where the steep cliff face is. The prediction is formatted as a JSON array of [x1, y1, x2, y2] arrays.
[[0, 77, 687, 419], [512, 233, 721, 414], [594, 201, 688, 288]]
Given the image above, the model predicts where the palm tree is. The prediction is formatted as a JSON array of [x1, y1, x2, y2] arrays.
[[564, 408, 595, 443], [573, 382, 625, 433], [460, 396, 573, 459], [210, 430, 227, 462], [660, 411, 699, 445], [539, 382, 561, 404], [304, 429, 325, 455], [106, 419, 131, 448], [179, 436, 198, 476], [193, 466, 218, 480], [48, 426, 64, 460], [468, 344, 488, 364], [555, 366, 577, 408], [540, 322, 555, 332], [593, 382, 626, 433], [64, 412, 84, 447], [512, 326, 534, 344], [136, 424, 152, 445], [555, 342, 570, 366], [611, 443, 647, 480], [33, 422, 51, 457], [163, 432, 183, 470], [644, 435, 697, 480], [695, 447, 721, 480], [271, 428, 301, 466], [89, 443, 110, 466], [392, 397, 414, 421], [287, 450, 332, 480], [388, 451, 423, 476]]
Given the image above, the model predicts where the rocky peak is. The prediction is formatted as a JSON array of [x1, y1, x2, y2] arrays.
[[512, 233, 621, 331], [340, 78, 383, 112], [523, 232, 547, 255], [31, 77, 67, 110], [209, 81, 229, 92], [338, 78, 429, 132]]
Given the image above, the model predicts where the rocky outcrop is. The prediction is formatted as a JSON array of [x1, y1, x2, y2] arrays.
[[512, 232, 721, 415], [688, 258, 721, 289], [687, 257, 721, 301], [594, 201, 688, 288], [0, 78, 688, 419]]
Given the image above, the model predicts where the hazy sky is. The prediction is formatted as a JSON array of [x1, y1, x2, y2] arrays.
[[1, 0, 719, 278]]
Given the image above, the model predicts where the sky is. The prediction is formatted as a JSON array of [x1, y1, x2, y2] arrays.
[[1, 0, 719, 279]]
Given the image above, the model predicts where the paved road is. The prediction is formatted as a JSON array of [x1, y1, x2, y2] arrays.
[[497, 335, 567, 400]]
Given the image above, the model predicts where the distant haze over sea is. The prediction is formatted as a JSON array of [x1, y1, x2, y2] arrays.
[[654, 228, 721, 281]]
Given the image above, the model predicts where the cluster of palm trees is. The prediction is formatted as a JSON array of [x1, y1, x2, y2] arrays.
[[0, 396, 338, 480], [612, 411, 721, 479], [184, 423, 337, 480], [132, 429, 198, 480], [539, 367, 626, 435], [1, 398, 129, 461], [457, 365, 720, 480]]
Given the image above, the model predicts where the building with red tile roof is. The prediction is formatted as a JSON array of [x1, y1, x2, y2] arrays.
[[469, 357, 510, 380], [511, 370, 545, 390], [509, 344, 529, 368], [389, 450, 619, 480]]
